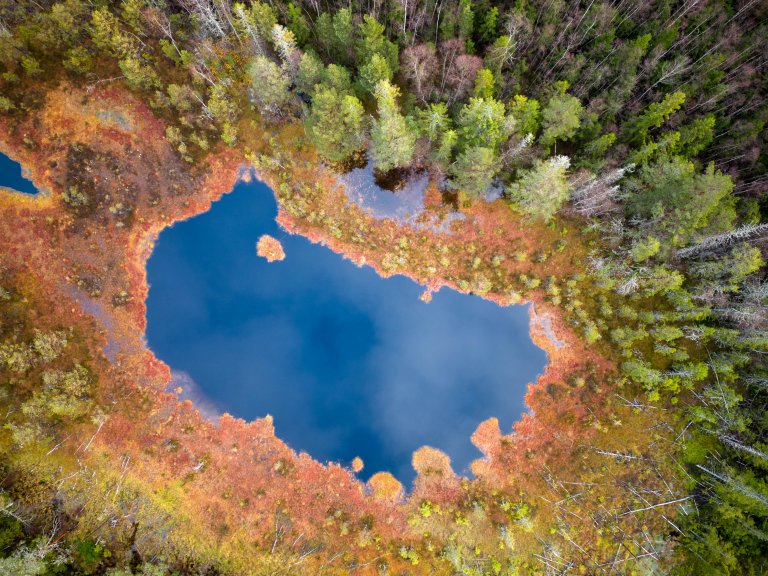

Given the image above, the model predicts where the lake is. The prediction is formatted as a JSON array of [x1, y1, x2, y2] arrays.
[[0, 152, 39, 195], [146, 177, 547, 483]]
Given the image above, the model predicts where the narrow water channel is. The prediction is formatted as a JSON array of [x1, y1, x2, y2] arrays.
[[145, 178, 547, 483], [0, 152, 39, 195]]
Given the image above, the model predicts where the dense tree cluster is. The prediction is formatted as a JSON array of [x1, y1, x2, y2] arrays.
[[0, 0, 766, 574]]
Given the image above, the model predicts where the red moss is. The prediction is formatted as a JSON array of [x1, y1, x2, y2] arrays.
[[256, 234, 286, 262]]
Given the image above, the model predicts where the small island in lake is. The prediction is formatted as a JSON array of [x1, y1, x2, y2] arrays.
[[256, 233, 286, 262]]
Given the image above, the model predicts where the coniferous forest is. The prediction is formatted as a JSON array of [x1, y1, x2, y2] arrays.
[[0, 0, 767, 574]]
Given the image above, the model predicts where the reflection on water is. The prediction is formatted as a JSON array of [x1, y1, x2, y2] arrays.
[[339, 159, 430, 223], [337, 159, 505, 234], [146, 178, 546, 483], [338, 159, 469, 234]]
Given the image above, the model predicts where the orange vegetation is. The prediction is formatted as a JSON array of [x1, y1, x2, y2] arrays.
[[256, 234, 286, 262]]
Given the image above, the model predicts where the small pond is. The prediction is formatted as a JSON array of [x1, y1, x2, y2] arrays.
[[0, 152, 39, 195], [146, 177, 547, 483]]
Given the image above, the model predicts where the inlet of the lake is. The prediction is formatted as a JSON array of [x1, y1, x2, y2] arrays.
[[0, 152, 39, 195], [146, 177, 547, 483]]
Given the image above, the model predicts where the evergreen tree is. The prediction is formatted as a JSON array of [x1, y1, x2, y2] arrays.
[[119, 56, 160, 90], [356, 15, 398, 73], [323, 64, 353, 94], [675, 114, 715, 158], [507, 94, 540, 137], [539, 81, 583, 149], [456, 97, 512, 151], [331, 8, 354, 62], [477, 6, 498, 44], [314, 12, 335, 57], [458, 0, 474, 43], [306, 86, 365, 163], [690, 243, 764, 294], [626, 158, 736, 246], [625, 91, 686, 144], [472, 68, 495, 99], [451, 146, 498, 197], [370, 80, 417, 172], [485, 35, 515, 79], [415, 102, 452, 143], [285, 3, 310, 46], [295, 51, 325, 96], [358, 54, 392, 94], [233, 2, 277, 52], [416, 102, 456, 168], [508, 156, 571, 221], [248, 55, 291, 114], [580, 132, 616, 167]]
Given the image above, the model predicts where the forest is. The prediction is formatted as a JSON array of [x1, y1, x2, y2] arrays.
[[0, 0, 766, 574]]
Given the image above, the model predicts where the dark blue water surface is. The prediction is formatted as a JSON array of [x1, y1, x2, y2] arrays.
[[146, 179, 547, 483], [0, 153, 39, 194]]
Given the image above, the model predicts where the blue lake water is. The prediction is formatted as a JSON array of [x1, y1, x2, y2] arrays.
[[146, 178, 547, 483], [0, 152, 39, 194]]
